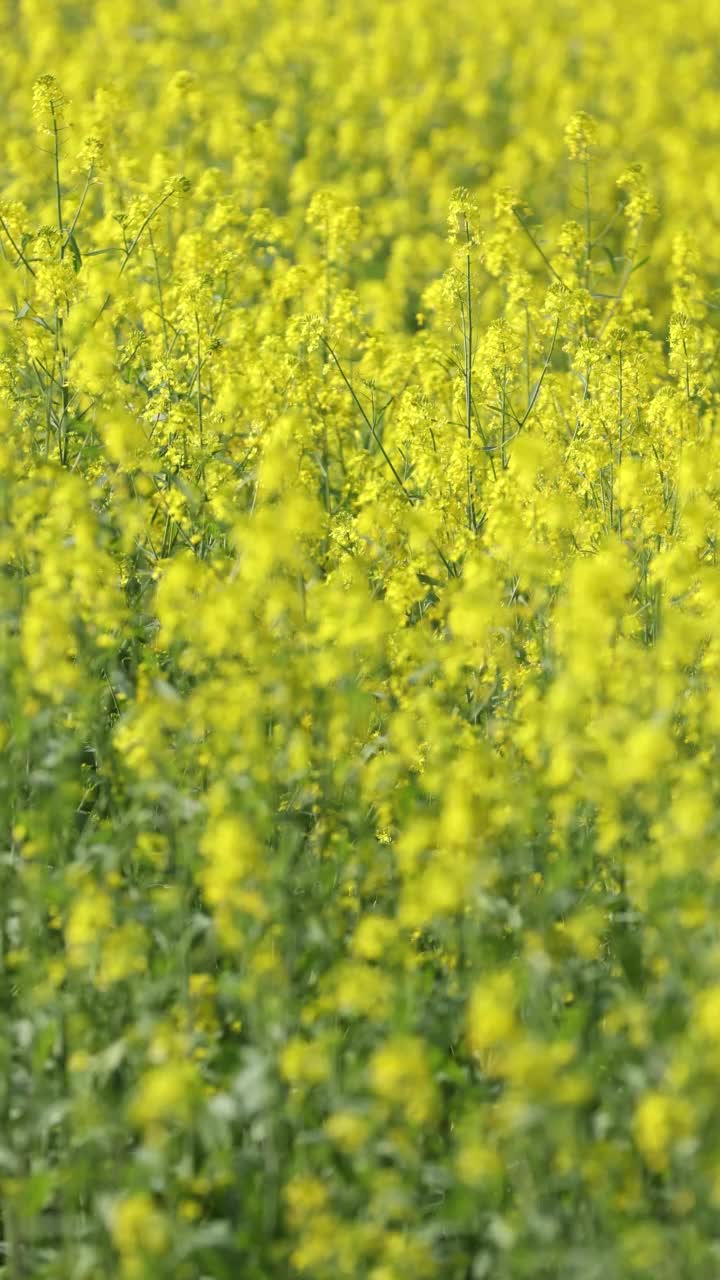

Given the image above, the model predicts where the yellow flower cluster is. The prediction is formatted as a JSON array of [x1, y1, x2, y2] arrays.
[[2, 2, 720, 1278]]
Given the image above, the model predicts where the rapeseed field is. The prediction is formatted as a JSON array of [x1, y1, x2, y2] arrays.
[[3, 1, 720, 1276]]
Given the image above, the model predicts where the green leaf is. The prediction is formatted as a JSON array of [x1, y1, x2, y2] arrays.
[[630, 255, 650, 276], [67, 231, 82, 273], [601, 246, 618, 273]]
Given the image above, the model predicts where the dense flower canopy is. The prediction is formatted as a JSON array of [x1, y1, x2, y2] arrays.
[[2, 1, 720, 1277]]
